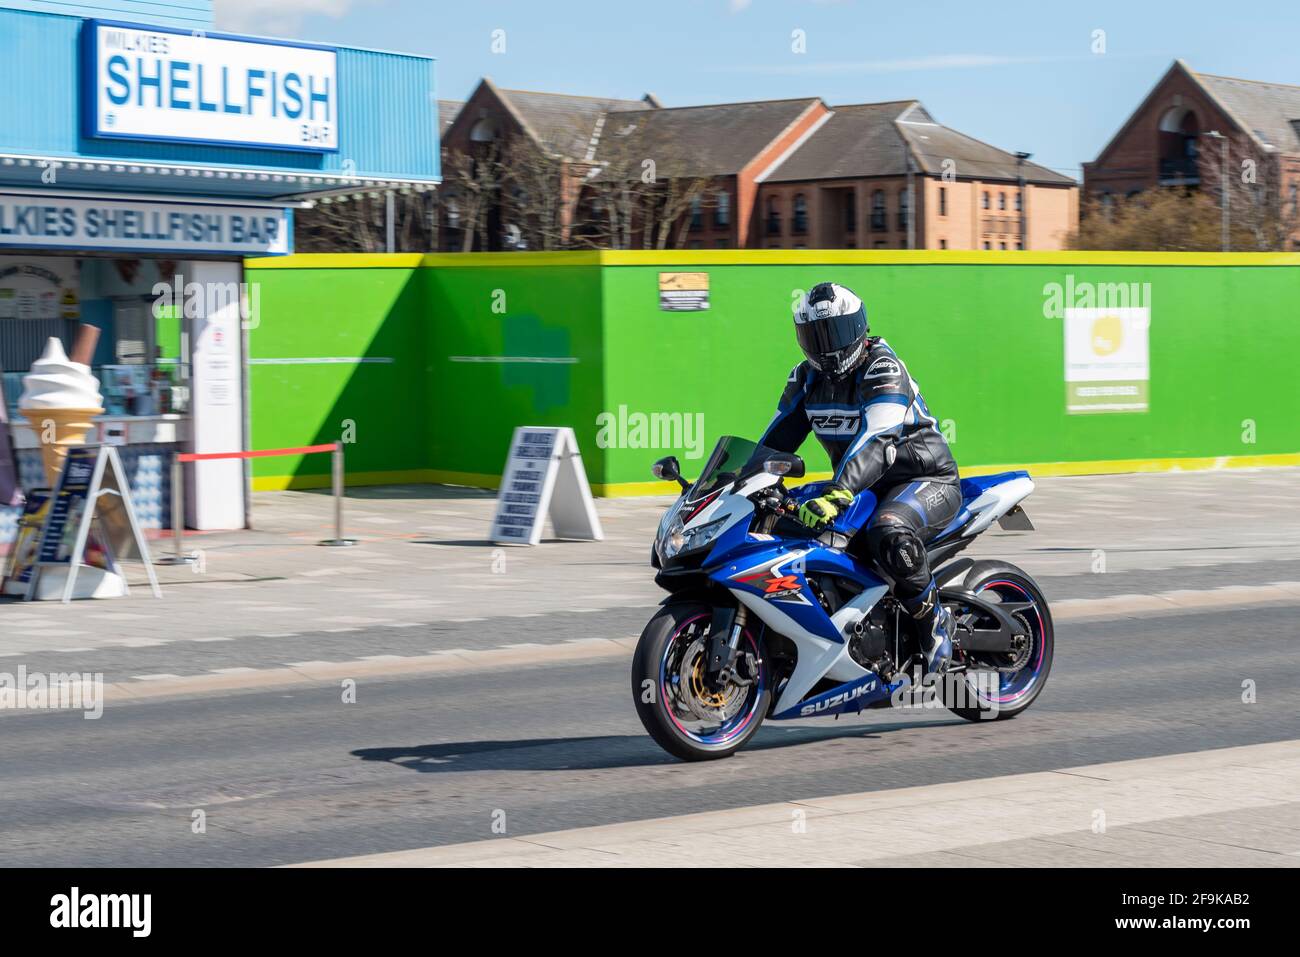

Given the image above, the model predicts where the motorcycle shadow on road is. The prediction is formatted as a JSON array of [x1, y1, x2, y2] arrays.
[[351, 717, 965, 772]]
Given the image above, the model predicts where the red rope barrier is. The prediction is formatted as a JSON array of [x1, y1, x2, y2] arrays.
[[177, 443, 338, 463]]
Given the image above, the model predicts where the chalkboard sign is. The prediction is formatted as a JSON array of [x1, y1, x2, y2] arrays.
[[25, 445, 161, 602], [489, 427, 602, 547]]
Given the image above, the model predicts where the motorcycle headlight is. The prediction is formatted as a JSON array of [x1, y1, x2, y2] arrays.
[[662, 518, 726, 560]]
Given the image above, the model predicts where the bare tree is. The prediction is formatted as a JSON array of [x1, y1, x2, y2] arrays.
[[296, 189, 436, 253], [498, 135, 572, 251], [1070, 190, 1223, 251], [580, 115, 715, 250], [1197, 132, 1300, 251], [440, 142, 503, 252]]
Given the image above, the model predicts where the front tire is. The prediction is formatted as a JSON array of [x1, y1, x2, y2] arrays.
[[631, 602, 770, 761], [944, 561, 1054, 722]]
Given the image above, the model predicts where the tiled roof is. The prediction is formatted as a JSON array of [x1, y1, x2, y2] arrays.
[[1194, 71, 1300, 152], [438, 100, 463, 136], [591, 98, 822, 177], [497, 88, 655, 159], [767, 101, 1074, 185]]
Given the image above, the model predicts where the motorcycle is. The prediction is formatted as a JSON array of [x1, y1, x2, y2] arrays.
[[631, 435, 1053, 761]]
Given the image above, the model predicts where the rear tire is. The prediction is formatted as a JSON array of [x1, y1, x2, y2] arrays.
[[944, 561, 1053, 722], [631, 602, 770, 761]]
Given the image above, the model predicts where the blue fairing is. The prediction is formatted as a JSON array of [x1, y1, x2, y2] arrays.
[[786, 482, 878, 536], [704, 531, 888, 644]]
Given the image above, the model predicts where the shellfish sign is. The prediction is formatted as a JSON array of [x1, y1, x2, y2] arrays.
[[83, 20, 339, 152]]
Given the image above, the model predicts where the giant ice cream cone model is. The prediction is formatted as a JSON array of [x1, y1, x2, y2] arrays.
[[19, 338, 104, 487]]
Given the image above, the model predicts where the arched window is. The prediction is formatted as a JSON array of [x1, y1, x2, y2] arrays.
[[766, 195, 781, 235], [713, 190, 731, 228], [870, 190, 886, 230], [1158, 107, 1200, 182], [792, 194, 808, 234], [469, 116, 498, 143]]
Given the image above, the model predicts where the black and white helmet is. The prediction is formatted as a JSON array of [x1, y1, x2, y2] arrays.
[[793, 282, 869, 377]]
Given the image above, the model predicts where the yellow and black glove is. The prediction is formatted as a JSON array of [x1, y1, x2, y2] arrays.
[[797, 486, 854, 529]]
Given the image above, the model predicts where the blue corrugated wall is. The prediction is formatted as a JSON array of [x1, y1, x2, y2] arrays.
[[1, 1, 210, 30], [0, 8, 439, 180]]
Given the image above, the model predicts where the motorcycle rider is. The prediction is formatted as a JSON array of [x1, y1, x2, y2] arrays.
[[760, 282, 961, 673]]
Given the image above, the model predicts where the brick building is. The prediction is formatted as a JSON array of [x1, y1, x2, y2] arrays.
[[758, 101, 1077, 250], [439, 82, 1077, 251], [1083, 60, 1300, 247]]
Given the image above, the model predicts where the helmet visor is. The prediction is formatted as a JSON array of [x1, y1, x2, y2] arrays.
[[795, 305, 868, 366]]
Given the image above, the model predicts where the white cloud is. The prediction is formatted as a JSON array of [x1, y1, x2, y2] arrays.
[[214, 0, 380, 37]]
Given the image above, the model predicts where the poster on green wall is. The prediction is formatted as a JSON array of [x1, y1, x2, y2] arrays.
[[1064, 307, 1150, 414]]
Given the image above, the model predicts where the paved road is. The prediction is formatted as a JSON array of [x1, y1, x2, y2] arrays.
[[2, 590, 1297, 866], [6, 557, 1300, 683]]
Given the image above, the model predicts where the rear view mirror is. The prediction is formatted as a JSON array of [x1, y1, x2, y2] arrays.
[[761, 453, 805, 479], [652, 456, 689, 490]]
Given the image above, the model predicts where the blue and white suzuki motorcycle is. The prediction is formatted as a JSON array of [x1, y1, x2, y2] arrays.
[[632, 436, 1053, 761]]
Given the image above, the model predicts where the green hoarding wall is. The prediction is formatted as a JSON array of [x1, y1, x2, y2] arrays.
[[243, 251, 1300, 494]]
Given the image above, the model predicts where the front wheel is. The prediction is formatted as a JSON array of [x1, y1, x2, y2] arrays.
[[631, 603, 770, 761], [945, 561, 1054, 722]]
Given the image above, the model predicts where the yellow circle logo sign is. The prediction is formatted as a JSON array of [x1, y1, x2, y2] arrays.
[[1090, 315, 1123, 356]]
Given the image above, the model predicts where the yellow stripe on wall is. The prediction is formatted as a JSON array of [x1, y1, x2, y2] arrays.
[[246, 249, 1300, 270], [252, 452, 1299, 495]]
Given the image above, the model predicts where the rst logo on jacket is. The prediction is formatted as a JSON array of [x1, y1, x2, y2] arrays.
[[863, 355, 901, 379], [807, 409, 860, 437]]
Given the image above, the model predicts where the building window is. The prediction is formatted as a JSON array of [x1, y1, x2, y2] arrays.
[[999, 241, 1007, 250], [897, 189, 909, 229], [714, 190, 731, 228], [792, 194, 808, 234], [765, 196, 781, 236], [982, 241, 991, 250], [844, 191, 856, 233], [1014, 191, 1023, 212], [982, 190, 990, 210], [1015, 241, 1023, 250], [938, 187, 947, 217], [871, 190, 886, 230], [715, 238, 729, 248], [939, 239, 948, 249], [689, 197, 703, 231], [998, 192, 1006, 210]]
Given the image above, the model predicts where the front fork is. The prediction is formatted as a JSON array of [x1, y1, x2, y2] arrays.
[[702, 603, 757, 690]]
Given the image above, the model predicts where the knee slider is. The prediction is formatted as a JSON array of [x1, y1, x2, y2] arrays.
[[867, 519, 925, 580]]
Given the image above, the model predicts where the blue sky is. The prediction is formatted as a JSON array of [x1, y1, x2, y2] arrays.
[[215, 0, 1300, 181]]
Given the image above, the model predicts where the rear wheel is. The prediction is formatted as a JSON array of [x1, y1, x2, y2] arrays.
[[631, 603, 770, 761], [945, 561, 1053, 722]]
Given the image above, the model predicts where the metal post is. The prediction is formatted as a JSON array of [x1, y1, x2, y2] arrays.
[[1014, 151, 1032, 250], [156, 454, 196, 565], [319, 442, 357, 546], [1220, 135, 1230, 252], [1205, 130, 1230, 251], [385, 190, 396, 253]]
